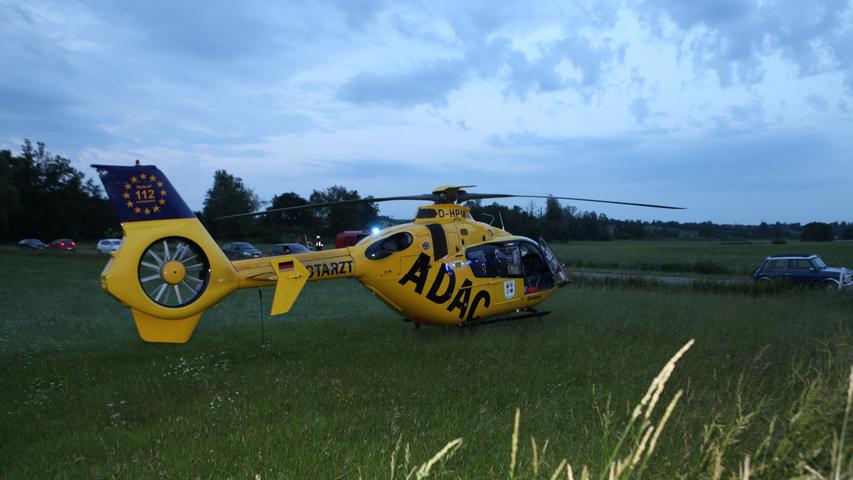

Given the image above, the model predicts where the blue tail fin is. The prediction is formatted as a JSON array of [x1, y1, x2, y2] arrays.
[[92, 164, 195, 223]]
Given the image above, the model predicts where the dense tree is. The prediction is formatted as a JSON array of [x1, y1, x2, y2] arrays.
[[268, 193, 310, 225], [465, 201, 541, 239], [542, 197, 567, 240], [309, 186, 378, 237], [255, 192, 310, 242], [612, 219, 645, 239], [801, 222, 835, 242], [2, 140, 114, 241], [0, 150, 21, 234], [201, 170, 259, 240], [841, 223, 853, 240]]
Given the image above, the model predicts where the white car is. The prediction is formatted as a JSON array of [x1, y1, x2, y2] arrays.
[[97, 238, 122, 254]]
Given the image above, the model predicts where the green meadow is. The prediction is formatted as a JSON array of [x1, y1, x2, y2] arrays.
[[1, 242, 852, 478], [553, 239, 853, 276]]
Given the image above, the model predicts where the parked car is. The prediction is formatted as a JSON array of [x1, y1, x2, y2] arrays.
[[269, 243, 310, 256], [97, 238, 123, 254], [752, 254, 853, 289], [48, 239, 77, 251], [17, 238, 47, 250], [221, 242, 262, 260], [335, 230, 371, 248]]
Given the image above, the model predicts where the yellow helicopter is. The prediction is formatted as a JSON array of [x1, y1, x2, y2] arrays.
[[92, 163, 683, 343]]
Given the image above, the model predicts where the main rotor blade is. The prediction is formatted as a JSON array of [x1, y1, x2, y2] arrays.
[[460, 193, 685, 210], [215, 189, 684, 221], [214, 194, 437, 221]]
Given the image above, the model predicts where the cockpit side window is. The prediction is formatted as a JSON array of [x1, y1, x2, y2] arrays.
[[365, 232, 413, 260]]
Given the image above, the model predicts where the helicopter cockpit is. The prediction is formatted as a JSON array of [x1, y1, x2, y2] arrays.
[[466, 240, 557, 293]]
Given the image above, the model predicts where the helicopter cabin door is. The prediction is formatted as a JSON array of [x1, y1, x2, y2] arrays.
[[465, 242, 524, 304], [466, 239, 563, 299], [537, 238, 569, 286]]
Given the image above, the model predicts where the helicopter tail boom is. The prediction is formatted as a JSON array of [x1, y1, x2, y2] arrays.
[[231, 248, 358, 285]]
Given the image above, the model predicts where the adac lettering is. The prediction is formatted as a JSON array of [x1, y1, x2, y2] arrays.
[[399, 253, 491, 321], [306, 260, 353, 278]]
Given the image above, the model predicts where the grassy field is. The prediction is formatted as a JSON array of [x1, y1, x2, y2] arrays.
[[69, 238, 853, 277], [1, 244, 852, 478], [552, 239, 853, 276]]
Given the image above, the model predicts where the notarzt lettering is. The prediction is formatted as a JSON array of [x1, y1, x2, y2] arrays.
[[305, 260, 354, 278]]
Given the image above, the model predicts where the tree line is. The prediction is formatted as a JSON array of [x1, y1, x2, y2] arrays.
[[2, 141, 851, 243], [198, 169, 379, 241], [1, 140, 115, 241], [467, 198, 853, 242], [202, 173, 851, 242]]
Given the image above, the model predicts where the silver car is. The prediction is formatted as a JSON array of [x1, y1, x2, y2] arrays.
[[97, 238, 123, 254]]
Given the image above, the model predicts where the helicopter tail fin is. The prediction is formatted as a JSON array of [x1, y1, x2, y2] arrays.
[[92, 163, 307, 344]]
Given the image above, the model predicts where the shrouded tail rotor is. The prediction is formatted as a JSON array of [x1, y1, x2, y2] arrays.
[[138, 237, 210, 308]]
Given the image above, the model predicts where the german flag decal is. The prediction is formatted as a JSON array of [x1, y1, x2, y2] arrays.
[[278, 261, 294, 271]]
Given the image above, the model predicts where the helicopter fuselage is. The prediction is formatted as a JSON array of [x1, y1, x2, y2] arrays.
[[231, 203, 567, 326], [91, 163, 674, 343]]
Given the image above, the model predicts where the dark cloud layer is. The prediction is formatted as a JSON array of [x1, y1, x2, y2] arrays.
[[338, 9, 627, 107], [1, 0, 851, 223]]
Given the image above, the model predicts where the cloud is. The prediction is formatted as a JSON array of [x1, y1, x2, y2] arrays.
[[338, 29, 626, 107], [637, 0, 853, 89], [630, 97, 651, 124], [338, 60, 469, 107], [728, 100, 764, 125], [806, 94, 829, 112]]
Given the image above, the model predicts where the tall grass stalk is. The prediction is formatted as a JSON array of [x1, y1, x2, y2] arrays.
[[835, 367, 853, 480], [481, 340, 694, 479], [595, 339, 693, 480], [510, 407, 521, 479], [388, 437, 463, 480]]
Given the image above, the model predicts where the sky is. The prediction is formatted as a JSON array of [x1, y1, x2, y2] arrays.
[[1, 0, 852, 224]]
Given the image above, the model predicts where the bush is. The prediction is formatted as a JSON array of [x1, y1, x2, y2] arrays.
[[801, 222, 835, 242]]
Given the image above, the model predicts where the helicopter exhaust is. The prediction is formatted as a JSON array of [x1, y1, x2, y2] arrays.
[[92, 164, 309, 343]]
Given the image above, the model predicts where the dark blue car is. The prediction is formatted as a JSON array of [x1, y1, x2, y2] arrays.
[[753, 254, 853, 289], [221, 241, 262, 260]]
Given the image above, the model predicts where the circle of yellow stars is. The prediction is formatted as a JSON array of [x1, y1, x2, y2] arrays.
[[122, 172, 168, 216]]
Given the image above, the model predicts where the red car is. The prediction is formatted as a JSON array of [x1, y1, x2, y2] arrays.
[[335, 230, 371, 248], [48, 239, 77, 251]]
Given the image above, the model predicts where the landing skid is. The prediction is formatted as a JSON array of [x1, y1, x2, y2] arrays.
[[403, 309, 550, 330], [462, 308, 550, 329]]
